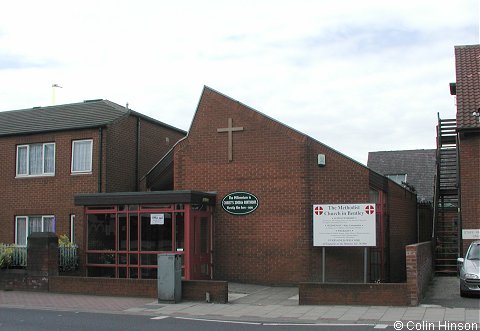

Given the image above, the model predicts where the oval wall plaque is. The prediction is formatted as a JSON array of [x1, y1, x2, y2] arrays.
[[221, 191, 259, 215]]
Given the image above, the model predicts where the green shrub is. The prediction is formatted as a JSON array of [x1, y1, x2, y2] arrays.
[[0, 245, 14, 269], [58, 234, 74, 248]]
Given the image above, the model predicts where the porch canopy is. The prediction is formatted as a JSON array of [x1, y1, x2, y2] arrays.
[[75, 190, 216, 206]]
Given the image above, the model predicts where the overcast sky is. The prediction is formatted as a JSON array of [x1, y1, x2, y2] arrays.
[[0, 1, 478, 164]]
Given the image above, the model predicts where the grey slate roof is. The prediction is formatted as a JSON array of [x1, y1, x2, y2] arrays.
[[367, 149, 436, 203], [0, 99, 185, 137]]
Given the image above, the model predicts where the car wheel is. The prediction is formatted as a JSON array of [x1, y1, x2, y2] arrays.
[[460, 289, 468, 297]]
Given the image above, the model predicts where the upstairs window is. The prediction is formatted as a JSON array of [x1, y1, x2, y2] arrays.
[[71, 139, 93, 173], [16, 143, 55, 177]]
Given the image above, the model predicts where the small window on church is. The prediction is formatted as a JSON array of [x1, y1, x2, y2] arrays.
[[386, 174, 407, 185]]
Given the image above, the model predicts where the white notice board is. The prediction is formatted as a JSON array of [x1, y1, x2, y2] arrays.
[[313, 204, 376, 247], [150, 214, 165, 225]]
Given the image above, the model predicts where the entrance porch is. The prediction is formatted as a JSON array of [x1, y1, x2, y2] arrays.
[[74, 191, 216, 280]]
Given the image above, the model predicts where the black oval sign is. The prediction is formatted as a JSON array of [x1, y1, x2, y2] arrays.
[[221, 191, 259, 215]]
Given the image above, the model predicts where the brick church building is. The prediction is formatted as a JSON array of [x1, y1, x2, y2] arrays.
[[78, 86, 416, 284]]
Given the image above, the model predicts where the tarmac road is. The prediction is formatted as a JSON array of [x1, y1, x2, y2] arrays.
[[422, 276, 480, 309], [0, 307, 387, 331]]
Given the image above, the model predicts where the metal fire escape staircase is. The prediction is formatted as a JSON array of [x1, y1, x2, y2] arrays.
[[433, 115, 459, 275]]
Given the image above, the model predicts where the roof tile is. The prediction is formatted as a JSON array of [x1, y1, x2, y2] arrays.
[[455, 45, 480, 130]]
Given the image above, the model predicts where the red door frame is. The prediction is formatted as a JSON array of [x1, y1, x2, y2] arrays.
[[184, 205, 213, 280]]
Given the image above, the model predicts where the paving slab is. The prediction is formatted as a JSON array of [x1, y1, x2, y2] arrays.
[[339, 306, 369, 321], [423, 307, 446, 322], [379, 307, 407, 321], [401, 307, 426, 321], [1, 282, 478, 325]]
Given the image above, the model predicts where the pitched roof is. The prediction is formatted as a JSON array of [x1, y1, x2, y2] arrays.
[[367, 149, 436, 202], [0, 99, 186, 137], [455, 44, 480, 130]]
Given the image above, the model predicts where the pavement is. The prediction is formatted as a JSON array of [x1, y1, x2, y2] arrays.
[[0, 278, 478, 325]]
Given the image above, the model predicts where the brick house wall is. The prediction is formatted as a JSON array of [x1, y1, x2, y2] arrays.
[[0, 128, 101, 246], [458, 132, 480, 254], [106, 115, 186, 192], [138, 118, 185, 181], [454, 45, 480, 255], [172, 87, 418, 284], [0, 113, 185, 263], [105, 115, 137, 192]]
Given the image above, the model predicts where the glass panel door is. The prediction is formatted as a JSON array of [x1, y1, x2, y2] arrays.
[[189, 213, 212, 280]]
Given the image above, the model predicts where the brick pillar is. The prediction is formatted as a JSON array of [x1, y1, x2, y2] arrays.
[[406, 242, 433, 306], [27, 232, 59, 278]]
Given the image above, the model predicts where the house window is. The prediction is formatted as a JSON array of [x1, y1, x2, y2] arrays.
[[71, 139, 93, 173], [16, 143, 55, 177], [386, 174, 407, 185], [15, 215, 56, 246]]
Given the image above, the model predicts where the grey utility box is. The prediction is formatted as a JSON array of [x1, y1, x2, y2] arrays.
[[158, 253, 182, 303]]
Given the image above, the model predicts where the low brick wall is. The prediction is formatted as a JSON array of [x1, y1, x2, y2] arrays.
[[183, 280, 228, 303], [50, 276, 157, 297], [299, 282, 409, 306], [0, 234, 59, 292], [406, 241, 433, 305], [49, 276, 228, 303], [299, 242, 434, 306], [0, 269, 49, 292]]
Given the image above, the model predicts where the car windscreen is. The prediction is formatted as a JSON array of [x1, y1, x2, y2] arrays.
[[467, 244, 480, 260]]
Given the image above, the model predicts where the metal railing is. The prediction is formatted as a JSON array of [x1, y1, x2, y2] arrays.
[[0, 244, 27, 267], [59, 246, 79, 271], [0, 244, 78, 271]]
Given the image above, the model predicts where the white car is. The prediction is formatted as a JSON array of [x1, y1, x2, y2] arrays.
[[457, 241, 480, 297]]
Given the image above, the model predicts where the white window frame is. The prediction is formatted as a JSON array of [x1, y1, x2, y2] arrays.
[[16, 143, 56, 177], [71, 139, 93, 174], [70, 214, 75, 244], [15, 215, 56, 246]]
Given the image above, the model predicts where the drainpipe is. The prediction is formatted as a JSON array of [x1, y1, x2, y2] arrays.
[[135, 117, 140, 191], [98, 127, 103, 193], [456, 132, 462, 257]]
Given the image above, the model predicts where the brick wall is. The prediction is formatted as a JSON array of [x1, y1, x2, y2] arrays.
[[0, 128, 101, 246], [50, 276, 157, 297], [406, 241, 433, 306], [49, 277, 228, 303], [299, 282, 409, 306], [0, 233, 59, 292], [458, 132, 480, 254], [299, 242, 431, 306], [173, 88, 389, 284], [0, 114, 183, 269], [137, 118, 185, 182], [306, 140, 370, 282], [387, 181, 417, 282], [106, 115, 137, 192], [418, 204, 433, 243], [182, 280, 228, 303], [106, 115, 186, 192]]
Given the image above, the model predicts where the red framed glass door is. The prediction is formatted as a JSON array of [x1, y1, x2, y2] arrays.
[[188, 213, 213, 280]]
